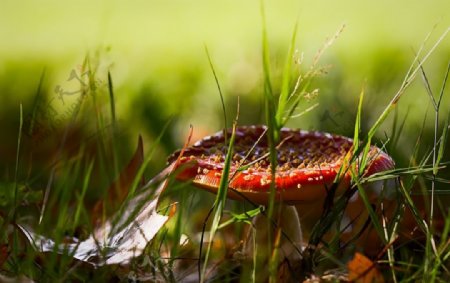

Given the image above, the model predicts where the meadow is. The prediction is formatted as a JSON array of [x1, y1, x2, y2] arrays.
[[1, 1, 450, 281]]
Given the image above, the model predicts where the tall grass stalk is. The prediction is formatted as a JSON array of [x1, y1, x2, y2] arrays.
[[11, 103, 24, 272], [38, 57, 91, 224], [197, 45, 238, 282], [259, 2, 279, 281], [418, 61, 450, 281], [259, 1, 346, 279], [358, 29, 449, 282], [200, 121, 237, 283], [13, 104, 23, 220], [419, 62, 450, 227], [205, 45, 228, 137]]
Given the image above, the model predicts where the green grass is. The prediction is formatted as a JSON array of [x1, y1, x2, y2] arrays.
[[1, 17, 450, 283]]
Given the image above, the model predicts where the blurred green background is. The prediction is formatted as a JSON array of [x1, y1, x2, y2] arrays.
[[1, 0, 449, 182]]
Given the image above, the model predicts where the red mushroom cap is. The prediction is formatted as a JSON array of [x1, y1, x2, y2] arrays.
[[169, 125, 394, 205]]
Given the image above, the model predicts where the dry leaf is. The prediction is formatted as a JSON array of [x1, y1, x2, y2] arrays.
[[92, 136, 145, 223], [0, 274, 35, 283], [348, 252, 384, 283], [19, 176, 174, 266], [18, 129, 195, 266], [0, 244, 8, 268], [18, 136, 178, 266]]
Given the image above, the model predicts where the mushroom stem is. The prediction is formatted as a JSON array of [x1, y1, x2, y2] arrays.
[[243, 204, 303, 262]]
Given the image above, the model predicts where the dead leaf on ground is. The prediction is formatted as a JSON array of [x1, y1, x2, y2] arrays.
[[0, 273, 35, 283], [92, 136, 146, 223], [19, 167, 175, 266], [0, 244, 9, 268], [18, 136, 178, 266], [347, 252, 384, 283]]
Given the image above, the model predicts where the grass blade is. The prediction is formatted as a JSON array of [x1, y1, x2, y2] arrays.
[[434, 116, 449, 175], [107, 71, 116, 129], [353, 179, 386, 244], [276, 21, 298, 128], [14, 104, 23, 219], [353, 85, 364, 175], [367, 27, 449, 141], [73, 159, 95, 230], [218, 207, 262, 230], [200, 121, 237, 283], [205, 45, 228, 137]]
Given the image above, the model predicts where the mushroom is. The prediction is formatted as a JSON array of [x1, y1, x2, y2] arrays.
[[168, 125, 395, 259]]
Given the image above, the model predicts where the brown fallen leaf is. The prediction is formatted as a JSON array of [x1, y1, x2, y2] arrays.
[[347, 252, 384, 283], [19, 129, 195, 266], [92, 136, 145, 224], [19, 171, 175, 266], [18, 136, 176, 266], [0, 274, 35, 283], [0, 244, 8, 268]]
